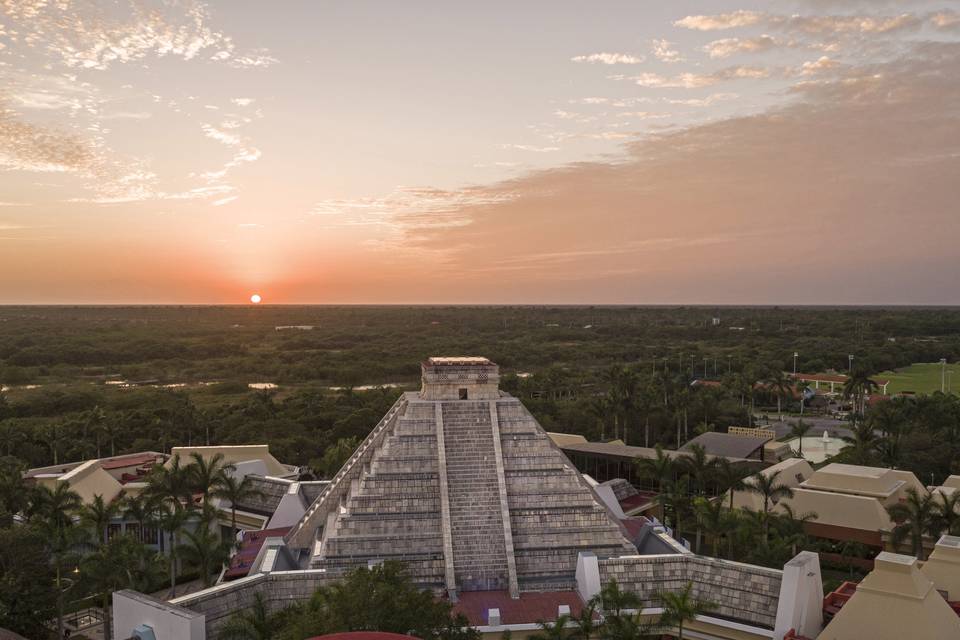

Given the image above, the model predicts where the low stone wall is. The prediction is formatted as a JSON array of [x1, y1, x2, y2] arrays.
[[171, 570, 335, 637], [598, 554, 783, 629]]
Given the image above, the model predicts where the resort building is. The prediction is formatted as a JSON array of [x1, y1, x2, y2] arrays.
[[22, 444, 310, 550], [731, 459, 934, 561], [114, 357, 831, 640], [792, 373, 890, 396], [682, 431, 792, 463], [817, 542, 960, 638], [553, 435, 766, 487]]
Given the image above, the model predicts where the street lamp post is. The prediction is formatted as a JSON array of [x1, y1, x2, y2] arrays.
[[848, 354, 854, 372], [793, 352, 798, 376]]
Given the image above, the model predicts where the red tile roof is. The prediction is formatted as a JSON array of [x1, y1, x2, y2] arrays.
[[100, 453, 165, 470], [619, 492, 656, 514], [223, 526, 291, 580], [452, 590, 585, 625], [794, 373, 889, 386]]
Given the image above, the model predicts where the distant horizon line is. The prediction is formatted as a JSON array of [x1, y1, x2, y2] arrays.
[[2, 303, 960, 309]]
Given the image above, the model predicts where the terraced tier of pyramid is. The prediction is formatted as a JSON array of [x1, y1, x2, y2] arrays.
[[285, 357, 635, 598]]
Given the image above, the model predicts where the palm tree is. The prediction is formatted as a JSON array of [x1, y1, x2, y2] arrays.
[[79, 544, 123, 640], [933, 489, 960, 536], [843, 369, 879, 422], [156, 502, 196, 597], [102, 412, 122, 458], [0, 419, 26, 457], [146, 457, 196, 597], [887, 487, 937, 560], [220, 593, 273, 640], [178, 522, 235, 587], [0, 456, 27, 527], [187, 451, 232, 502], [775, 503, 818, 556], [636, 446, 674, 523], [748, 469, 795, 540], [85, 406, 107, 459], [789, 419, 812, 457], [44, 421, 69, 465], [590, 579, 640, 619], [713, 458, 749, 510], [146, 456, 193, 506], [122, 492, 160, 544], [588, 397, 610, 441], [841, 421, 880, 465], [570, 600, 597, 640], [529, 614, 573, 640], [31, 482, 83, 640], [213, 472, 264, 533], [80, 493, 121, 547], [764, 370, 791, 420], [657, 582, 716, 639], [693, 497, 728, 557], [657, 478, 692, 541], [678, 443, 715, 496]]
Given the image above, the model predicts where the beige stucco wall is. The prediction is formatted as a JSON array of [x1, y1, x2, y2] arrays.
[[169, 445, 289, 477], [60, 460, 125, 504]]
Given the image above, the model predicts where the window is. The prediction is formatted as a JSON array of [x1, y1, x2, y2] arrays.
[[458, 388, 468, 400]]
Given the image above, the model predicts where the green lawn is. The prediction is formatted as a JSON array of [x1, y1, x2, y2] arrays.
[[878, 362, 960, 395]]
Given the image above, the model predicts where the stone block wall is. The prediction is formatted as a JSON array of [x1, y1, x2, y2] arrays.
[[599, 555, 783, 628], [173, 570, 336, 638]]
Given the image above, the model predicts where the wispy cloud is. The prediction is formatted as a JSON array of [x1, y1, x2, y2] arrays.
[[380, 43, 960, 302], [676, 10, 923, 35], [0, 0, 275, 71], [571, 52, 645, 65], [651, 39, 684, 63], [675, 10, 765, 31], [704, 36, 779, 58], [498, 143, 561, 153], [615, 66, 770, 89]]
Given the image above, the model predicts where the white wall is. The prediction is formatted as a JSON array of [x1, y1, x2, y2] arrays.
[[113, 590, 205, 640]]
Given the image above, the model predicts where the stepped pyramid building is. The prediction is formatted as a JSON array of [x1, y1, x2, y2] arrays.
[[114, 357, 825, 640], [285, 356, 636, 597]]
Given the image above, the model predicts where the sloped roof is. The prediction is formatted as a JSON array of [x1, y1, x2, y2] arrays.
[[233, 476, 291, 515], [561, 440, 751, 463], [453, 590, 586, 625], [920, 535, 960, 601], [819, 552, 960, 639], [681, 432, 768, 458]]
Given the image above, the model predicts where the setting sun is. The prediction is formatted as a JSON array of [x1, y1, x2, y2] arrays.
[[250, 294, 262, 304]]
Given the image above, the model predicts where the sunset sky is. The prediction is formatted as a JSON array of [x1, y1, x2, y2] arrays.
[[1, 0, 959, 304]]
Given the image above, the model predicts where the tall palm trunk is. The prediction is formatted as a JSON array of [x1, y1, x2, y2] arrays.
[[56, 563, 64, 640], [169, 532, 179, 597], [103, 590, 113, 640]]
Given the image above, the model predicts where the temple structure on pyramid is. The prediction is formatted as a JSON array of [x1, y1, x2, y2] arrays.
[[284, 356, 636, 598]]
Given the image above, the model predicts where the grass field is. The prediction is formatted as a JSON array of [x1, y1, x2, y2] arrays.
[[878, 362, 960, 395]]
